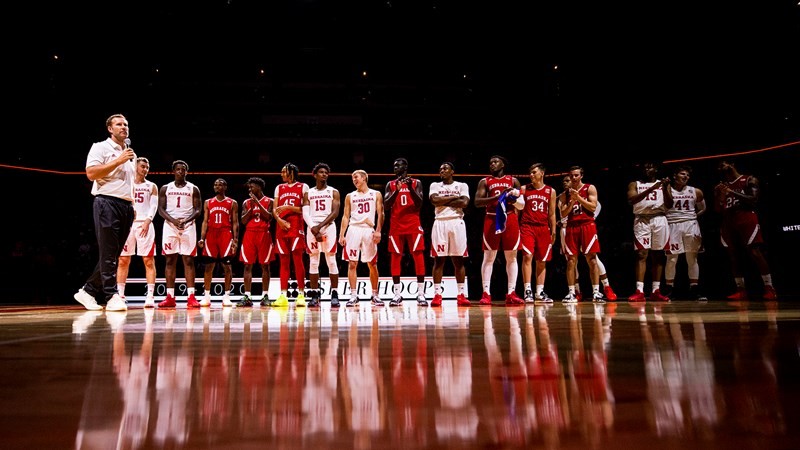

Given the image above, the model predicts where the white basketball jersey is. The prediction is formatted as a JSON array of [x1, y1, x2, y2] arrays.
[[632, 181, 666, 216], [164, 181, 197, 221], [132, 180, 157, 222], [307, 185, 337, 226], [666, 185, 697, 223], [429, 180, 470, 220], [348, 189, 378, 228]]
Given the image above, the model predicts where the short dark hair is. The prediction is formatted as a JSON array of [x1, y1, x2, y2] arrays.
[[215, 178, 227, 185], [247, 177, 265, 189], [441, 161, 455, 171], [529, 162, 545, 173], [172, 160, 188, 171], [568, 165, 584, 175], [312, 162, 330, 175], [490, 155, 508, 167], [674, 165, 692, 176], [395, 157, 408, 166]]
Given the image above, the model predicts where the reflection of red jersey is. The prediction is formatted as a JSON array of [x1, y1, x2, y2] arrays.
[[243, 196, 272, 231], [275, 182, 307, 237], [391, 327, 427, 441], [566, 183, 595, 226], [388, 178, 422, 234], [483, 175, 516, 215], [206, 196, 234, 229], [520, 184, 553, 227]]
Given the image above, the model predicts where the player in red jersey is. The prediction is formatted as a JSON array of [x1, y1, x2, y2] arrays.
[[384, 157, 428, 306], [474, 155, 525, 306], [519, 163, 557, 304], [198, 178, 238, 307], [715, 159, 776, 300], [273, 162, 310, 307]]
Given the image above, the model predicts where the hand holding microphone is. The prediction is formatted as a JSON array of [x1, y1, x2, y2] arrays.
[[124, 138, 135, 162]]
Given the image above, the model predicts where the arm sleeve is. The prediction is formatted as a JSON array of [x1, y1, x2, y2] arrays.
[[302, 204, 314, 227], [147, 188, 159, 220]]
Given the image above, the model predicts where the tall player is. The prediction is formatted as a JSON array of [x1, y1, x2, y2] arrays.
[[474, 155, 525, 306], [384, 157, 428, 306], [157, 160, 202, 308], [198, 178, 239, 307], [715, 159, 777, 300], [117, 157, 158, 307], [627, 162, 672, 302], [273, 163, 309, 307], [302, 162, 342, 308], [519, 163, 557, 304]]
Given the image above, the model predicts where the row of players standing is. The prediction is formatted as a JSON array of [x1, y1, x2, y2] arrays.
[[471, 155, 777, 305], [73, 115, 777, 312]]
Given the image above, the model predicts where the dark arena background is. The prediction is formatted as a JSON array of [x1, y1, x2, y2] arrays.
[[1, 2, 800, 449]]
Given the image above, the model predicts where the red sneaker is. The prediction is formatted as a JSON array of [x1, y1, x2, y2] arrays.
[[456, 294, 471, 306], [604, 285, 617, 301], [158, 294, 176, 308], [575, 291, 583, 302], [628, 290, 646, 302], [186, 294, 201, 308], [505, 292, 525, 306], [431, 293, 443, 307], [479, 292, 492, 305], [763, 285, 777, 301], [727, 288, 748, 301], [649, 289, 670, 302]]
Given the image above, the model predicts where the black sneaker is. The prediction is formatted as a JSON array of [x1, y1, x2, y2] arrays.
[[688, 285, 708, 302], [308, 296, 320, 307], [660, 284, 673, 298], [346, 296, 359, 307], [237, 295, 253, 307], [330, 290, 340, 307], [389, 297, 402, 307], [259, 295, 271, 307], [371, 295, 384, 307]]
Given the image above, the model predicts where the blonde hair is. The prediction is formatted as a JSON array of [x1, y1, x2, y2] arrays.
[[352, 169, 368, 182]]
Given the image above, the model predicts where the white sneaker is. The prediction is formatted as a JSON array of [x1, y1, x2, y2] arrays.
[[143, 295, 155, 308], [535, 291, 553, 304], [562, 293, 578, 303], [105, 294, 128, 311], [221, 293, 233, 307], [74, 288, 103, 311], [200, 293, 211, 307], [524, 289, 534, 303], [592, 291, 605, 304]]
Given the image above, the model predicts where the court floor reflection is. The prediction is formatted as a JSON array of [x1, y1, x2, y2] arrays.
[[1, 300, 799, 449]]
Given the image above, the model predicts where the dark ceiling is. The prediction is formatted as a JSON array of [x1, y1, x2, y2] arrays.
[[8, 0, 799, 171]]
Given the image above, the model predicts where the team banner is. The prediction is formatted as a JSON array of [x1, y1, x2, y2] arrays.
[[121, 276, 463, 303]]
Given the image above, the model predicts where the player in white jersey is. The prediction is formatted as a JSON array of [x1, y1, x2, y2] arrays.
[[157, 160, 202, 308], [428, 162, 471, 307], [626, 162, 673, 302], [117, 157, 159, 306], [664, 165, 707, 300], [339, 170, 385, 307], [302, 162, 342, 307]]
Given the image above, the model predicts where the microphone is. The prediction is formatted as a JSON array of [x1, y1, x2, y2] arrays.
[[124, 138, 133, 161]]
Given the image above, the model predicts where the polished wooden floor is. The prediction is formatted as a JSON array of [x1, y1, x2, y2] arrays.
[[2, 298, 799, 449]]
